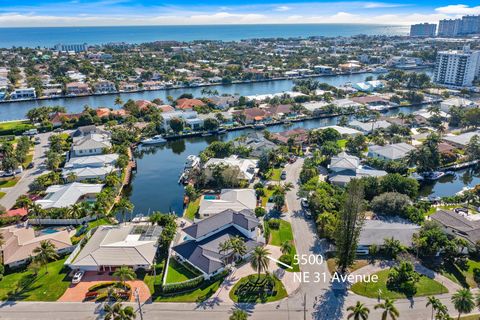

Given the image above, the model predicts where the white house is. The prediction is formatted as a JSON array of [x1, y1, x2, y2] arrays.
[[204, 155, 258, 182], [368, 143, 416, 161], [198, 189, 256, 218], [36, 182, 104, 209], [71, 133, 111, 157]]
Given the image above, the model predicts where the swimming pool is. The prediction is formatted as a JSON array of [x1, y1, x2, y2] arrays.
[[204, 195, 217, 200], [40, 228, 59, 234]]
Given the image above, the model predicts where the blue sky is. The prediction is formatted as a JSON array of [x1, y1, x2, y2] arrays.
[[0, 1, 479, 27]]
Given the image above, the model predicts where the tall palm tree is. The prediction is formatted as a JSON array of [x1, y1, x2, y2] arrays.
[[116, 198, 134, 225], [27, 202, 44, 226], [230, 236, 247, 262], [250, 246, 270, 281], [451, 288, 475, 320], [32, 240, 59, 273], [374, 298, 400, 320], [104, 302, 136, 320], [280, 241, 293, 255], [347, 301, 370, 320], [218, 241, 232, 265], [113, 265, 136, 289], [426, 296, 441, 320], [68, 203, 83, 225]]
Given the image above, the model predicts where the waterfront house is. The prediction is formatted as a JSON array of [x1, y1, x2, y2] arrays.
[[320, 126, 362, 136], [367, 143, 416, 161], [65, 153, 119, 169], [49, 112, 82, 127], [443, 131, 480, 149], [430, 209, 480, 245], [204, 155, 258, 183], [71, 133, 112, 157], [328, 152, 387, 187], [176, 98, 206, 111], [66, 82, 90, 95], [94, 80, 116, 93], [0, 225, 73, 268], [71, 125, 111, 139], [162, 110, 203, 130], [349, 120, 392, 134], [198, 189, 257, 218], [96, 108, 127, 118], [237, 108, 272, 124], [10, 88, 36, 100], [270, 128, 308, 146], [351, 80, 385, 92], [67, 224, 162, 271], [35, 182, 104, 209], [233, 132, 278, 157], [119, 82, 139, 92], [208, 95, 239, 110], [62, 166, 116, 182], [440, 97, 477, 113], [357, 219, 420, 254], [332, 98, 362, 110], [266, 104, 297, 119], [172, 209, 263, 278]]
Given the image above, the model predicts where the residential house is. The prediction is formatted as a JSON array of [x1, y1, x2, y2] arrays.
[[71, 133, 112, 157], [440, 97, 478, 113], [430, 209, 480, 245], [176, 98, 206, 111], [10, 88, 36, 100], [320, 126, 362, 136], [367, 143, 416, 161], [71, 125, 111, 139], [233, 132, 278, 157], [66, 82, 90, 95], [357, 219, 420, 254], [328, 152, 387, 187], [35, 182, 104, 209], [0, 225, 73, 268], [349, 120, 392, 134], [172, 209, 263, 278], [443, 131, 480, 149], [270, 128, 308, 146], [204, 155, 258, 182], [208, 95, 239, 110], [162, 110, 203, 130], [235, 108, 272, 124], [94, 80, 116, 93], [266, 104, 297, 119], [67, 224, 162, 271], [49, 112, 81, 127], [198, 189, 257, 218], [351, 80, 385, 92]]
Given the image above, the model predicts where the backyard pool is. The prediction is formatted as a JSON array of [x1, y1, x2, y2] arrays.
[[39, 228, 60, 235]]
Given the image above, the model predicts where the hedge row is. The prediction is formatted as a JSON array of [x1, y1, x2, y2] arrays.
[[161, 269, 229, 295]]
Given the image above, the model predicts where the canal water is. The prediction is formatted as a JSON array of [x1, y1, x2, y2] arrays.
[[418, 167, 480, 198], [128, 104, 435, 216], [0, 72, 381, 121]]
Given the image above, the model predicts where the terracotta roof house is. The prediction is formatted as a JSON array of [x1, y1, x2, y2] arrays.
[[271, 128, 308, 145], [266, 104, 295, 117], [157, 105, 175, 113], [0, 225, 73, 267], [96, 108, 127, 118], [49, 112, 81, 127], [239, 108, 272, 124], [176, 98, 206, 111], [135, 100, 156, 110]]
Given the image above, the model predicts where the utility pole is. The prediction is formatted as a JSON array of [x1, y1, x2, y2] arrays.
[[135, 288, 144, 320], [303, 293, 307, 320]]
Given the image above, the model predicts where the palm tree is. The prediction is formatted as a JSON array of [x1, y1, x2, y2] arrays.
[[451, 288, 475, 320], [113, 265, 136, 289], [426, 296, 441, 320], [116, 198, 134, 225], [218, 241, 232, 265], [230, 236, 247, 262], [0, 233, 4, 264], [27, 202, 44, 226], [104, 302, 136, 320], [114, 96, 124, 107], [250, 246, 270, 281], [32, 240, 59, 273], [149, 212, 162, 225], [68, 203, 83, 225], [374, 298, 400, 320], [280, 241, 293, 255], [230, 309, 248, 320], [347, 301, 370, 320]]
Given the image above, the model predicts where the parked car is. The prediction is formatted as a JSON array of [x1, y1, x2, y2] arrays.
[[26, 162, 34, 169], [280, 171, 287, 180], [72, 270, 85, 284], [53, 128, 63, 133]]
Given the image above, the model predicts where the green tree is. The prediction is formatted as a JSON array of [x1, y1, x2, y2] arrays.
[[334, 179, 365, 273], [250, 246, 270, 281], [374, 298, 400, 320], [169, 117, 184, 133], [426, 296, 441, 320], [116, 198, 134, 225], [104, 302, 136, 320], [280, 241, 293, 255], [113, 266, 136, 289], [32, 240, 59, 273], [347, 301, 370, 320], [451, 288, 474, 320], [466, 135, 480, 161], [230, 309, 248, 320]]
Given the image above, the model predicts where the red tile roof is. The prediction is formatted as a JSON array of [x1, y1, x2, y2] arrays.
[[176, 98, 205, 110]]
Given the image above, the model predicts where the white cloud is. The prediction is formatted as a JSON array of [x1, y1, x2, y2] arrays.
[[435, 4, 480, 15], [274, 6, 291, 12]]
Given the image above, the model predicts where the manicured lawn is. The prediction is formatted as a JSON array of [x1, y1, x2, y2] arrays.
[[229, 274, 287, 303], [261, 188, 274, 207], [351, 269, 448, 299], [0, 177, 19, 188], [326, 258, 369, 274], [268, 219, 300, 272], [165, 259, 200, 284], [0, 120, 34, 135], [72, 217, 111, 243], [267, 168, 282, 181], [184, 198, 200, 220], [154, 277, 224, 302], [23, 153, 33, 167], [0, 191, 5, 199], [460, 315, 480, 320], [441, 258, 480, 288], [0, 258, 71, 301]]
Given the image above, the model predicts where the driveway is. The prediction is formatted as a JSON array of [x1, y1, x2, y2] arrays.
[[0, 132, 51, 210], [58, 271, 151, 303]]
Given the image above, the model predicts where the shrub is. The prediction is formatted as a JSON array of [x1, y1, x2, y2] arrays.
[[278, 254, 293, 269], [387, 261, 419, 297], [371, 192, 411, 216], [161, 275, 205, 294], [267, 219, 280, 229], [255, 207, 266, 217]]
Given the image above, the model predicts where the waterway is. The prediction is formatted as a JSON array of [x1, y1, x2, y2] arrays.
[[0, 72, 379, 121]]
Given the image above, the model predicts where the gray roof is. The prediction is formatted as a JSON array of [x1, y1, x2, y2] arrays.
[[443, 131, 480, 147], [359, 219, 420, 247], [72, 133, 112, 151], [368, 143, 415, 160], [349, 120, 391, 133], [234, 132, 278, 157], [71, 125, 110, 138], [173, 226, 260, 274], [183, 209, 259, 239], [70, 224, 161, 268], [329, 152, 360, 171], [198, 189, 257, 217], [431, 209, 480, 243]]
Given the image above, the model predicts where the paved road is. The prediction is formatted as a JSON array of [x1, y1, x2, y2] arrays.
[[0, 132, 51, 210]]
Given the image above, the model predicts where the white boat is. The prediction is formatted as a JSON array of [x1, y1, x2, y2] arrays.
[[422, 171, 445, 181], [141, 135, 167, 145], [372, 67, 388, 73], [254, 123, 266, 129], [185, 155, 200, 169]]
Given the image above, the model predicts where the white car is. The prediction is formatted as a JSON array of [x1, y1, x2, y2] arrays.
[[72, 271, 85, 284]]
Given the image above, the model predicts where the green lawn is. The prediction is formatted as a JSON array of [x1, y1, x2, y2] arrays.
[[0, 191, 6, 199], [337, 139, 347, 149], [72, 217, 111, 243], [441, 259, 480, 288], [0, 120, 34, 135], [261, 188, 275, 207], [23, 153, 34, 167], [268, 219, 300, 272], [166, 259, 200, 284], [0, 178, 19, 188], [351, 269, 448, 299], [184, 198, 200, 220], [154, 277, 224, 302], [229, 274, 287, 303], [460, 315, 480, 320], [267, 168, 282, 181], [0, 258, 71, 301]]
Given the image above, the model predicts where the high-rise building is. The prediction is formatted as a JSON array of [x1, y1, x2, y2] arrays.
[[433, 46, 480, 87], [410, 23, 437, 37], [438, 19, 461, 37], [54, 43, 88, 52], [459, 15, 480, 35]]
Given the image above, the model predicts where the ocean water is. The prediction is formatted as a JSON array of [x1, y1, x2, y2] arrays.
[[0, 24, 408, 48]]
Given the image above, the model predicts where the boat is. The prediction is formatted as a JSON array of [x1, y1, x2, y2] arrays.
[[217, 128, 227, 134], [185, 155, 200, 169], [422, 171, 445, 181], [141, 135, 167, 145], [372, 67, 388, 74], [201, 132, 213, 137], [254, 123, 266, 129]]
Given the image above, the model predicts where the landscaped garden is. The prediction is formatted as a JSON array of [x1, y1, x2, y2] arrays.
[[229, 274, 287, 303], [0, 258, 70, 301], [165, 259, 201, 284], [351, 269, 448, 299], [266, 219, 300, 272], [85, 282, 131, 302], [0, 177, 19, 188], [266, 168, 282, 181]]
